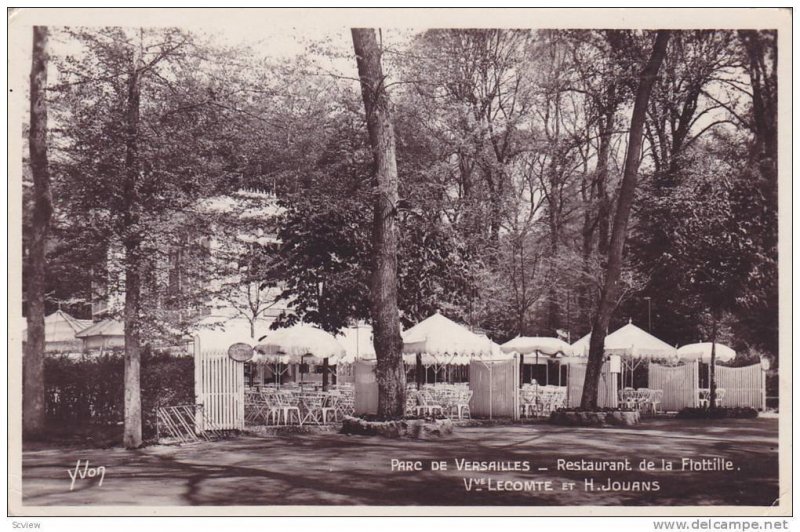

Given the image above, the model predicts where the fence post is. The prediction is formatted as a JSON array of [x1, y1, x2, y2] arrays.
[[196, 403, 205, 434], [513, 354, 520, 421]]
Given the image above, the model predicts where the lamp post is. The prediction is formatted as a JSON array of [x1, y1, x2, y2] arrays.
[[644, 296, 652, 332]]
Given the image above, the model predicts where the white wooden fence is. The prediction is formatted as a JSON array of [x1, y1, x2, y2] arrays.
[[193, 338, 245, 431], [469, 356, 519, 419], [648, 361, 699, 411], [566, 362, 618, 408], [716, 363, 765, 409], [647, 361, 764, 411]]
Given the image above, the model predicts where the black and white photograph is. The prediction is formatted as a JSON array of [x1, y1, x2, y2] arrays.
[[8, 7, 791, 519]]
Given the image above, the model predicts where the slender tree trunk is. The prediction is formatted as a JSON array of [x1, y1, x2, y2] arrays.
[[596, 114, 613, 255], [352, 28, 406, 418], [709, 314, 718, 411], [23, 26, 51, 439], [581, 31, 670, 409], [123, 58, 143, 449]]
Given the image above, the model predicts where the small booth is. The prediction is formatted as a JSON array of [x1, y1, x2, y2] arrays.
[[75, 318, 125, 352]]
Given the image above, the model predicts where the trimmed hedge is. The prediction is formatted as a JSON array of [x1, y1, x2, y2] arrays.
[[675, 407, 759, 419], [44, 348, 194, 437]]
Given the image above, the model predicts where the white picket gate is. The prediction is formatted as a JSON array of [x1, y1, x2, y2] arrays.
[[193, 338, 245, 431]]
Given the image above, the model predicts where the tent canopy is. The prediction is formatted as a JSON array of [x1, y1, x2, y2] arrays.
[[501, 336, 573, 357], [571, 321, 676, 359], [254, 324, 346, 364], [677, 342, 736, 362], [75, 318, 124, 339], [23, 310, 92, 352], [401, 312, 500, 361]]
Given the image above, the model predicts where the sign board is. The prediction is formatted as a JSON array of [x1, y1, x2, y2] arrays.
[[227, 342, 254, 362]]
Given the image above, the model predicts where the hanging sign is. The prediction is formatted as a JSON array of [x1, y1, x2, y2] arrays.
[[227, 342, 254, 362]]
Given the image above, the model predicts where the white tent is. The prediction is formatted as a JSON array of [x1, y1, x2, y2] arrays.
[[402, 312, 503, 365], [677, 342, 736, 362], [23, 310, 92, 352], [571, 320, 677, 359]]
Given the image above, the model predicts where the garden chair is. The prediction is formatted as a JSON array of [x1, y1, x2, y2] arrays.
[[649, 389, 663, 415], [301, 392, 324, 425], [456, 389, 472, 419], [519, 389, 536, 418], [714, 388, 726, 408], [320, 394, 339, 424], [245, 390, 265, 424], [414, 390, 444, 417], [275, 390, 303, 425], [335, 388, 355, 419], [405, 390, 420, 417]]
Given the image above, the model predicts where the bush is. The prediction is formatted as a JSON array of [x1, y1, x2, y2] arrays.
[[675, 407, 759, 419], [44, 348, 194, 438]]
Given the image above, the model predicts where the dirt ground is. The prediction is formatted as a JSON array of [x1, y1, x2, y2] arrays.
[[21, 418, 779, 507]]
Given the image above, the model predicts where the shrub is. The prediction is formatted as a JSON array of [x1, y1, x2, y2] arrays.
[[675, 407, 759, 419], [44, 348, 194, 438]]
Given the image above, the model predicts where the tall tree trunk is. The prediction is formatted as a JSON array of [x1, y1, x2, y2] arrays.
[[352, 28, 406, 418], [580, 31, 670, 409], [23, 26, 51, 439], [122, 57, 143, 449]]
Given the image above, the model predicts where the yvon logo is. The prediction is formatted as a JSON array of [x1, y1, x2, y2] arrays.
[[67, 459, 106, 491]]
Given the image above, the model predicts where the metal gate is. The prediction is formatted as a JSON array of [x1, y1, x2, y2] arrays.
[[193, 337, 245, 431]]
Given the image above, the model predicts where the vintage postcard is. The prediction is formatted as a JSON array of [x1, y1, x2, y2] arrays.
[[7, 7, 792, 520]]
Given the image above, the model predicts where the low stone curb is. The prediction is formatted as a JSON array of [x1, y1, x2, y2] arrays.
[[549, 410, 641, 427], [341, 416, 455, 439]]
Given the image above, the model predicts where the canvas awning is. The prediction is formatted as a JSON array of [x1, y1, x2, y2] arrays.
[[571, 321, 676, 359], [501, 336, 573, 357]]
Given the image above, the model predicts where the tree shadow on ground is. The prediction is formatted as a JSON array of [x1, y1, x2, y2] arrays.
[[22, 419, 779, 507]]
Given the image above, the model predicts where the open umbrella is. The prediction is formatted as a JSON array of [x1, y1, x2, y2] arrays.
[[253, 324, 347, 388], [254, 324, 345, 363], [677, 342, 736, 362]]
